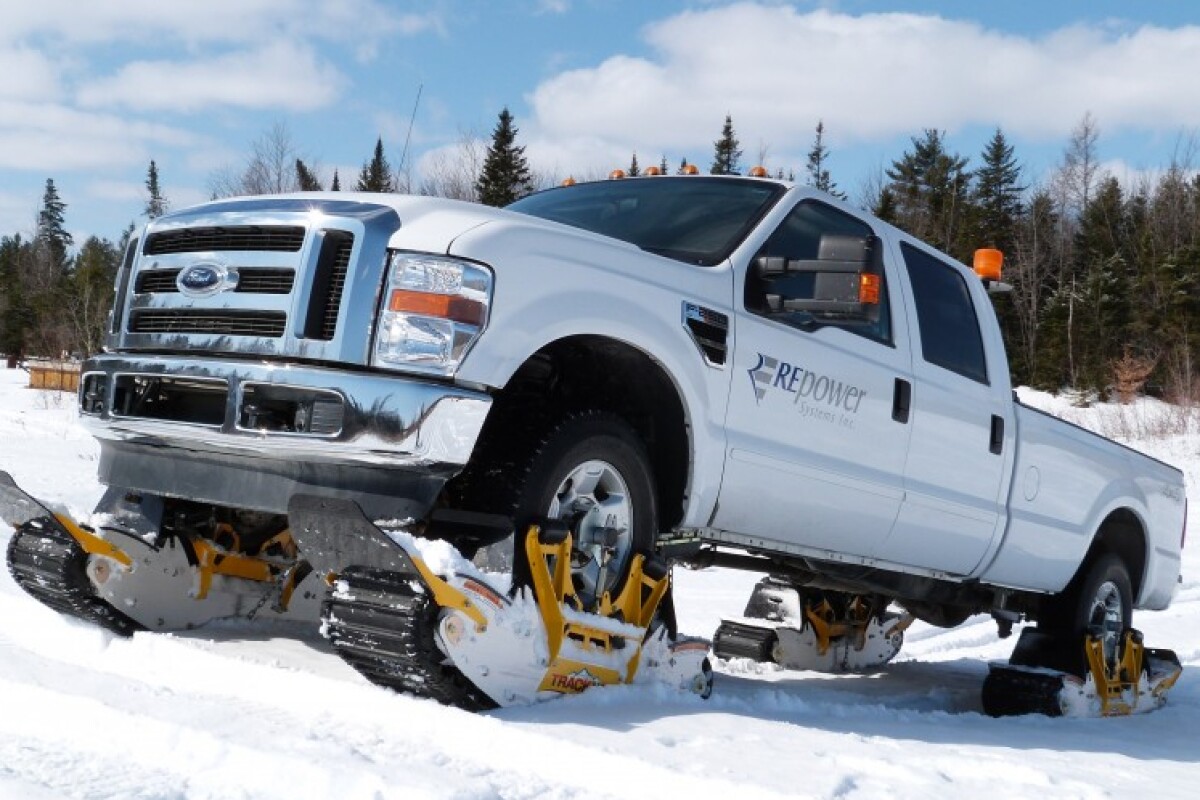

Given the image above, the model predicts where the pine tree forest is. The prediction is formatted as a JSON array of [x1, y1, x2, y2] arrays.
[[4, 116, 1200, 406]]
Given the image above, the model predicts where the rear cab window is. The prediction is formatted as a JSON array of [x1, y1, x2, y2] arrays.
[[899, 243, 988, 384]]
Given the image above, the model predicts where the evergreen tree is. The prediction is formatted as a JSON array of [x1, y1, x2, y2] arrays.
[[660, 155, 668, 175], [331, 170, 341, 192], [0, 235, 31, 360], [357, 138, 394, 192], [873, 187, 899, 225], [295, 159, 323, 191], [628, 152, 640, 177], [67, 236, 120, 356], [1071, 175, 1131, 392], [710, 114, 742, 175], [805, 120, 845, 199], [475, 107, 534, 207], [884, 130, 972, 256], [36, 178, 72, 272], [1007, 189, 1060, 387], [144, 160, 169, 219], [973, 129, 1023, 252]]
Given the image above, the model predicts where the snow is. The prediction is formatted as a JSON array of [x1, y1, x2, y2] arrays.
[[0, 368, 1197, 800]]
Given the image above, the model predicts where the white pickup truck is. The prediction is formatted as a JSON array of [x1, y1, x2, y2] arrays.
[[31, 174, 1184, 712]]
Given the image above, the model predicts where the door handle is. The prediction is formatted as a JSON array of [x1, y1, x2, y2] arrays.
[[989, 415, 1005, 455], [892, 378, 911, 423]]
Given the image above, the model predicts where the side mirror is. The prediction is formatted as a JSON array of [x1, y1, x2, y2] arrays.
[[754, 234, 879, 318]]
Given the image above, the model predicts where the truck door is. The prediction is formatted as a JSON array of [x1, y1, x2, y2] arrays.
[[713, 199, 915, 558], [876, 241, 1012, 575]]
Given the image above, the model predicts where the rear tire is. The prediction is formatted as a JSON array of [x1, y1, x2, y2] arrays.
[[1037, 553, 1133, 672]]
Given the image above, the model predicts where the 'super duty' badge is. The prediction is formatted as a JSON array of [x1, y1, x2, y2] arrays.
[[177, 262, 238, 297]]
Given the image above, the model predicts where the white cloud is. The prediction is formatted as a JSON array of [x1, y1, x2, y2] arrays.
[[536, 0, 571, 15], [0, 46, 62, 101], [525, 5, 1200, 171], [0, 101, 198, 171], [77, 41, 344, 113], [0, 1, 441, 49]]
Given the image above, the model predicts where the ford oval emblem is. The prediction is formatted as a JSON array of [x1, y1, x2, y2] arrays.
[[177, 262, 238, 297]]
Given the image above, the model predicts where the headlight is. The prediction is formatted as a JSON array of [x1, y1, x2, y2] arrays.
[[372, 252, 492, 376]]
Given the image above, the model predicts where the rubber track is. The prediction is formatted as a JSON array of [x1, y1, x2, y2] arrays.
[[980, 666, 1067, 717], [321, 565, 496, 711], [713, 620, 778, 663], [5, 516, 142, 637]]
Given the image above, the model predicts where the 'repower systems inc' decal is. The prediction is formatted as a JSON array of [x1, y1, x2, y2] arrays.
[[748, 352, 868, 428]]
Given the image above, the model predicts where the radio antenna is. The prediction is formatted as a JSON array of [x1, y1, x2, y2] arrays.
[[400, 83, 423, 175]]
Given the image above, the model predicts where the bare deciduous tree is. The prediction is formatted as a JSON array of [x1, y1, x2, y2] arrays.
[[419, 130, 487, 201], [208, 122, 323, 198], [1061, 112, 1102, 217]]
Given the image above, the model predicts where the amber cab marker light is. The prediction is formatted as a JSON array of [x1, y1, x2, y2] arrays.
[[974, 248, 1004, 282], [644, 166, 662, 176], [681, 164, 699, 175], [609, 169, 626, 180], [388, 289, 485, 326], [748, 165, 768, 177], [561, 176, 577, 187]]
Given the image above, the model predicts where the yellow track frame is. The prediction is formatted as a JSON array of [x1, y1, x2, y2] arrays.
[[525, 525, 670, 692], [1084, 630, 1182, 716]]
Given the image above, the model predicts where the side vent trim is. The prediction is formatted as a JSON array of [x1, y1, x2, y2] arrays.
[[682, 302, 729, 366], [302, 230, 355, 341]]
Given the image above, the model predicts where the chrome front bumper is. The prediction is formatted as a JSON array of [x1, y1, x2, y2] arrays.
[[78, 354, 492, 517]]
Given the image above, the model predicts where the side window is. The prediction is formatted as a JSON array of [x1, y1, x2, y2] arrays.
[[900, 243, 988, 384], [745, 200, 891, 345]]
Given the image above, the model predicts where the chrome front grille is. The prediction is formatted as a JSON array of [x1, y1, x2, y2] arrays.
[[129, 309, 287, 337], [114, 199, 400, 363], [135, 268, 296, 295], [144, 225, 304, 255]]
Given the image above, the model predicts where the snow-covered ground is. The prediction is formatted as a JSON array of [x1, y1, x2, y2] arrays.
[[0, 368, 1197, 800]]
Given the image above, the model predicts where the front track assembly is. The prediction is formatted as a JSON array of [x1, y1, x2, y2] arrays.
[[289, 495, 712, 709], [2, 472, 141, 636]]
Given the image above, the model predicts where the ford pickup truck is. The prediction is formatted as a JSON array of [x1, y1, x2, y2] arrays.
[[5, 174, 1185, 714]]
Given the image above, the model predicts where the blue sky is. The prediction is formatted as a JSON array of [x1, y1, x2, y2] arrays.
[[3, 0, 1200, 246]]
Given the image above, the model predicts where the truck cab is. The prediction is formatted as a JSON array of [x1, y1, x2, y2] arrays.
[[715, 191, 1015, 579]]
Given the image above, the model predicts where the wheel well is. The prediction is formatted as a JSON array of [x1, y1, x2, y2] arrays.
[[1081, 508, 1147, 602], [459, 335, 690, 530]]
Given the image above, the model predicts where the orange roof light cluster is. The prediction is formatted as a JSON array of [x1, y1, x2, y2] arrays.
[[748, 166, 768, 178], [681, 164, 699, 175], [609, 169, 626, 180], [973, 248, 1003, 282], [561, 176, 577, 187], [644, 166, 662, 176]]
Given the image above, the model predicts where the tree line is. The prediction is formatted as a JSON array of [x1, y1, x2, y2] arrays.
[[3, 109, 1199, 403]]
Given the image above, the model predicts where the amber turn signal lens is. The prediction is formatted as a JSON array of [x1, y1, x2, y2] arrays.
[[388, 290, 485, 326], [859, 273, 881, 305]]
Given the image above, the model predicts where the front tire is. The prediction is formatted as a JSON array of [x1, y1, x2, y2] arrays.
[[512, 412, 657, 606]]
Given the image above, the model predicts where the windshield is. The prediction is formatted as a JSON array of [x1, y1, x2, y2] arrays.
[[507, 177, 787, 266]]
